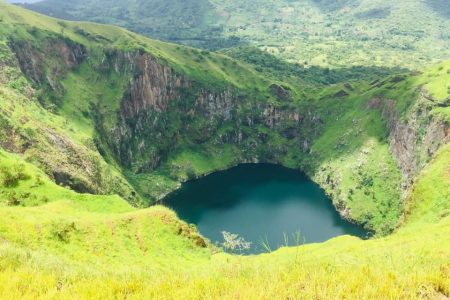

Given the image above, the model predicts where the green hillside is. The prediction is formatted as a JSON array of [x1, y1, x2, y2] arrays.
[[0, 0, 414, 234], [23, 0, 450, 69], [0, 1, 449, 299]]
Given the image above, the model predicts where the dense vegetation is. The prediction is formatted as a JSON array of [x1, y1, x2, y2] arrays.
[[222, 46, 406, 85], [0, 1, 449, 299], [21, 0, 244, 50], [22, 0, 450, 69]]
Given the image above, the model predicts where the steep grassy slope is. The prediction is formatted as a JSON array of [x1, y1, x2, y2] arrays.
[[0, 31, 142, 204], [22, 0, 450, 69], [0, 96, 449, 298], [0, 150, 210, 270]]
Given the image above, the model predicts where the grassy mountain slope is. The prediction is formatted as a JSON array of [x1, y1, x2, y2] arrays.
[[0, 3, 449, 298], [23, 0, 450, 69]]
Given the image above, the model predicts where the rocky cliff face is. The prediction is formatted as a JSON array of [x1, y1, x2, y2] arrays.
[[117, 52, 191, 116], [99, 50, 313, 174], [10, 37, 86, 90], [368, 89, 450, 186]]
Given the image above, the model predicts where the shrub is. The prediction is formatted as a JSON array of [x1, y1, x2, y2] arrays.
[[57, 21, 67, 28], [5, 191, 21, 206], [0, 168, 17, 187], [0, 164, 29, 188], [361, 175, 374, 187], [51, 222, 77, 243], [221, 231, 252, 253], [35, 175, 44, 187], [186, 165, 196, 180], [27, 26, 38, 36]]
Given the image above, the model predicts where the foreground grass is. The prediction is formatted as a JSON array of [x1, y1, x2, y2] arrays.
[[0, 216, 448, 299]]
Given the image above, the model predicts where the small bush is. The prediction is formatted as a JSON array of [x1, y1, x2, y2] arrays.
[[27, 26, 38, 37], [36, 175, 44, 186], [5, 191, 21, 206], [186, 165, 196, 180], [361, 176, 374, 187], [57, 21, 67, 28], [74, 27, 90, 38], [51, 222, 77, 243], [0, 168, 17, 187], [0, 164, 29, 188], [221, 231, 252, 253]]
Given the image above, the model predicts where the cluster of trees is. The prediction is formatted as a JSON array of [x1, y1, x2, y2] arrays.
[[224, 46, 404, 85]]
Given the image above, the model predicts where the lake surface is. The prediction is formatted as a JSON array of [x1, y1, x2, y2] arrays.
[[164, 164, 368, 254]]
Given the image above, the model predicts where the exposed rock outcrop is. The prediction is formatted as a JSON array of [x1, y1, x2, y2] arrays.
[[368, 89, 450, 185], [118, 52, 191, 116], [263, 104, 300, 129], [99, 50, 313, 174], [10, 38, 86, 86], [269, 83, 292, 101]]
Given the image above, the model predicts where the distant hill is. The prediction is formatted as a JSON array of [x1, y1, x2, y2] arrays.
[[22, 0, 450, 69]]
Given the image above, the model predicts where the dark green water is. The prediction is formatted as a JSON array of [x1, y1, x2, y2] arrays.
[[164, 164, 368, 254]]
